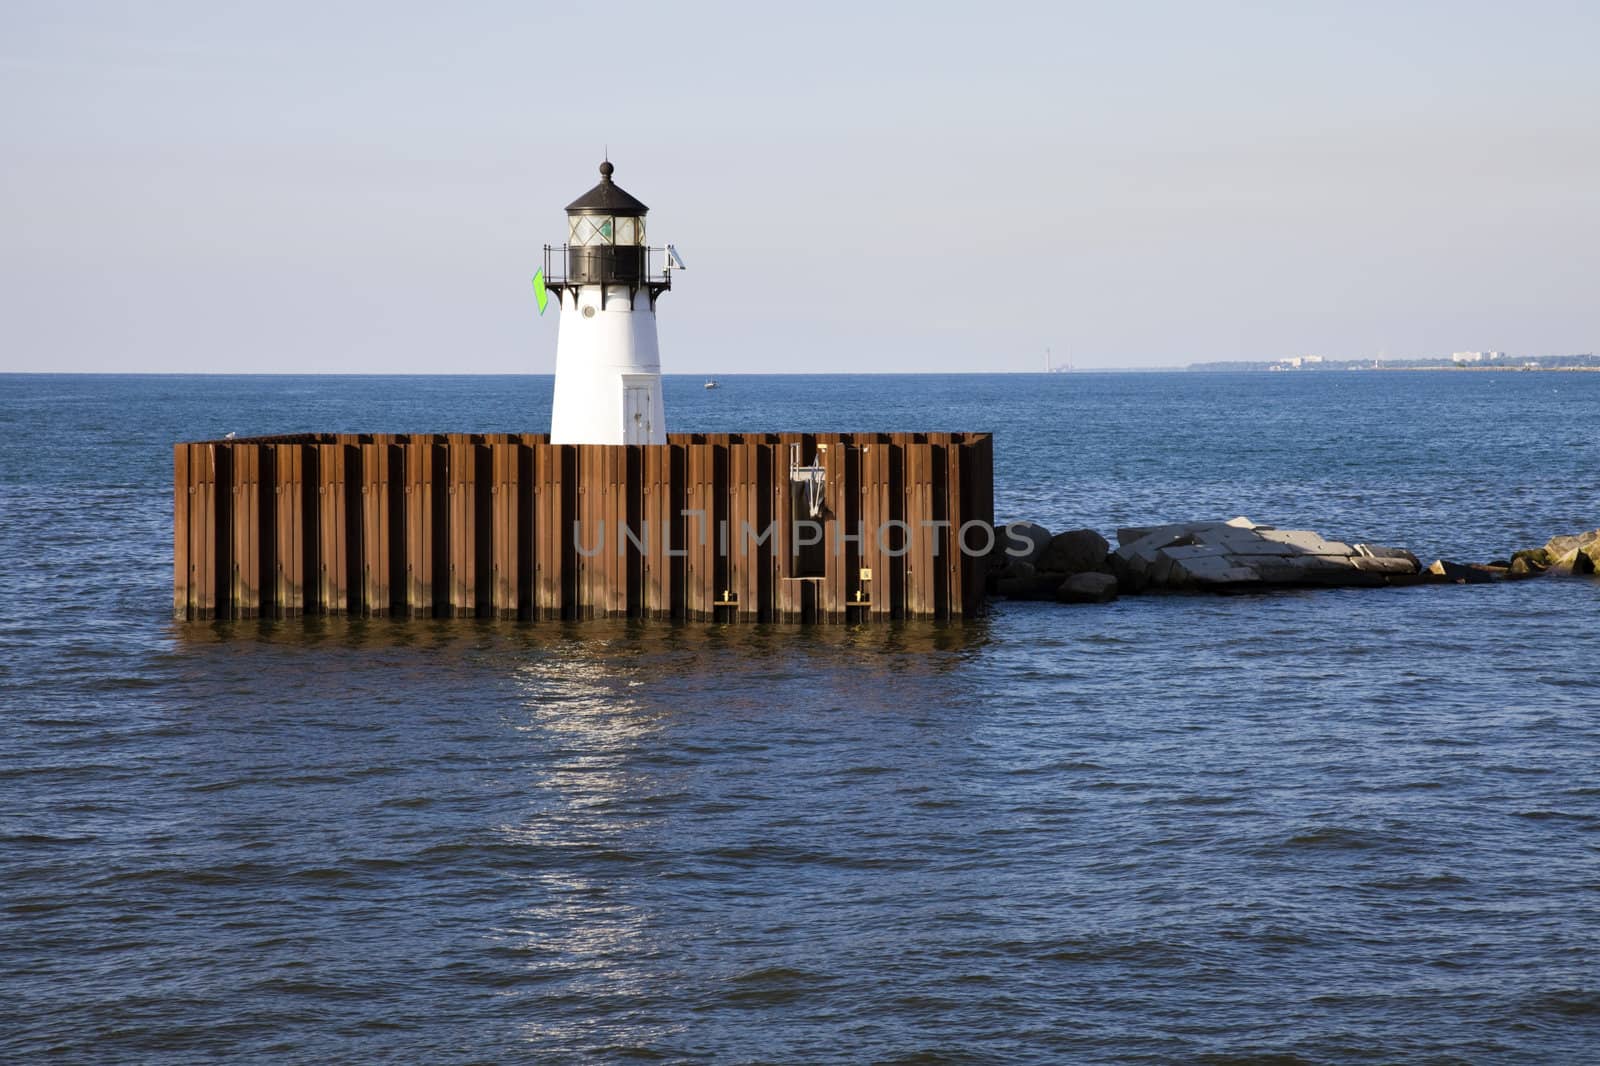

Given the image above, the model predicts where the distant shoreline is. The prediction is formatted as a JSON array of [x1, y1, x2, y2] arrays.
[[1375, 365, 1600, 372], [1188, 363, 1600, 374]]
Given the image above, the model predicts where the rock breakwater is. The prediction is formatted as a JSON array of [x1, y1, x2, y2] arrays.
[[1501, 529, 1600, 579], [987, 519, 1600, 605]]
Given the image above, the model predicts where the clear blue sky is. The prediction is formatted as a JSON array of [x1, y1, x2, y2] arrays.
[[3, 1, 1597, 372]]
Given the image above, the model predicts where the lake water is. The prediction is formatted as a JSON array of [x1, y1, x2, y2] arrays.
[[3, 372, 1598, 1063]]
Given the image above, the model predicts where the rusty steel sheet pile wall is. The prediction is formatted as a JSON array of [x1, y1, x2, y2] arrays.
[[174, 432, 994, 624]]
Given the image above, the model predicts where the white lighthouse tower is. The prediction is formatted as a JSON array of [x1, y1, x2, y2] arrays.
[[546, 160, 677, 444]]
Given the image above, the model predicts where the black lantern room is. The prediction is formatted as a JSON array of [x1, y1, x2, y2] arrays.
[[564, 160, 649, 286]]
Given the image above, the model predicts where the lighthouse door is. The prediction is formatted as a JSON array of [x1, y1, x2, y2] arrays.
[[621, 378, 654, 444]]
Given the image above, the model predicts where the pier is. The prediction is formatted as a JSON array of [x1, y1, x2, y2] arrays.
[[174, 432, 993, 624]]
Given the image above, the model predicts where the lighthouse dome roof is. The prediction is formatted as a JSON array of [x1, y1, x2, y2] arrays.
[[565, 160, 649, 215]]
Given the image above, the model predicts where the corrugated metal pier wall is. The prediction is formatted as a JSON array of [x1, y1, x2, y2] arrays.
[[174, 432, 994, 623]]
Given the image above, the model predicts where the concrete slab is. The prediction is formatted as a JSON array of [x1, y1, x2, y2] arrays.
[[1119, 528, 1196, 563], [1148, 553, 1178, 586], [1351, 555, 1419, 575], [1217, 540, 1299, 557], [1109, 520, 1421, 593], [1163, 543, 1232, 560], [1257, 529, 1355, 555], [1174, 554, 1265, 584]]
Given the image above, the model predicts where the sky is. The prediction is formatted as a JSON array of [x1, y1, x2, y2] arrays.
[[2, 0, 1597, 373]]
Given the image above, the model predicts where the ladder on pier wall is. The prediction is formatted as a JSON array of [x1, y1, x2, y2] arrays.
[[173, 432, 994, 624]]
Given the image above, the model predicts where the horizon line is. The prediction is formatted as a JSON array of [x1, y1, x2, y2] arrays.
[[0, 367, 1191, 377]]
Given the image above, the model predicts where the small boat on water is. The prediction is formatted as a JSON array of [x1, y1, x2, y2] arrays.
[[704, 379, 719, 390]]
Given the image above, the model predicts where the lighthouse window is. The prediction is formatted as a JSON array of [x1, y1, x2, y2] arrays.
[[569, 216, 615, 246], [568, 214, 643, 247]]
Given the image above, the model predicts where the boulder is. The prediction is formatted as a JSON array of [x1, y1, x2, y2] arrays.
[[1036, 528, 1112, 575], [996, 521, 1052, 567], [1056, 572, 1120, 604], [1350, 555, 1417, 577], [1511, 548, 1551, 571], [1545, 535, 1580, 556], [1351, 543, 1422, 575], [1544, 531, 1599, 557], [996, 560, 1039, 600], [1505, 533, 1600, 578], [1507, 556, 1542, 580], [1030, 569, 1071, 598], [1548, 547, 1597, 576], [1426, 559, 1497, 584]]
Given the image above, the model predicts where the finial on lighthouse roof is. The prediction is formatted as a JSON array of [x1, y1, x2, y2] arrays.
[[566, 158, 648, 215]]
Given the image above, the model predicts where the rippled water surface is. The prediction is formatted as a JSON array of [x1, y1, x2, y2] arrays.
[[3, 373, 1598, 1063]]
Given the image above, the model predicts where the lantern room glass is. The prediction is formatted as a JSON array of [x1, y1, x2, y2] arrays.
[[568, 215, 645, 247]]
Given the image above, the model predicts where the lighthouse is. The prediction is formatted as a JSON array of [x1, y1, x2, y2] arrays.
[[545, 160, 678, 445]]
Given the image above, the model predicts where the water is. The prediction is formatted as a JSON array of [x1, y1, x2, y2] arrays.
[[3, 372, 1598, 1063]]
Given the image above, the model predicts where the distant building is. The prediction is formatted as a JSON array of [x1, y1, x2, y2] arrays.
[[1452, 351, 1506, 364], [1272, 355, 1325, 370]]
